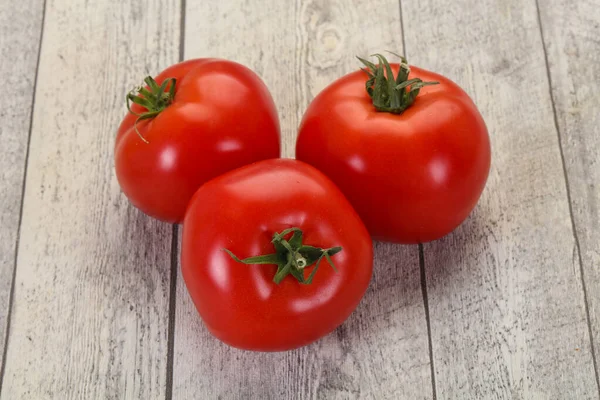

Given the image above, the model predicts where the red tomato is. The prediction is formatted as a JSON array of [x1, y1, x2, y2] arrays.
[[115, 59, 280, 223], [181, 159, 373, 351], [296, 54, 491, 243]]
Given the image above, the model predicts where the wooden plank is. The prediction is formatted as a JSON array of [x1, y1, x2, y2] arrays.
[[538, 0, 600, 388], [401, 0, 600, 398], [0, 0, 45, 375], [0, 0, 180, 398], [172, 1, 432, 398]]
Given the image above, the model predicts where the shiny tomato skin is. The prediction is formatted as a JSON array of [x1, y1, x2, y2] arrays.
[[115, 59, 280, 223], [181, 159, 373, 351], [296, 65, 491, 244]]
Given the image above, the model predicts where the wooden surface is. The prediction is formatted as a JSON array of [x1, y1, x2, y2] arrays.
[[0, 0, 180, 398], [404, 0, 600, 398], [0, 0, 598, 399], [538, 0, 600, 386], [0, 0, 45, 376]]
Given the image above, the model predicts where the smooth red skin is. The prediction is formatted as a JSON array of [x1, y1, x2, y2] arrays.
[[296, 65, 491, 244], [181, 159, 373, 351], [115, 59, 280, 223]]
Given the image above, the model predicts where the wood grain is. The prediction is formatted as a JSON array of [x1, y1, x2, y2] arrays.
[[172, 1, 432, 398], [0, 0, 45, 374], [538, 0, 600, 389], [0, 0, 180, 399], [401, 0, 600, 398]]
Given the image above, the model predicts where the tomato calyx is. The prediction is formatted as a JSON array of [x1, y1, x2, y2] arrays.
[[224, 227, 343, 285], [357, 53, 439, 114], [126, 76, 176, 143]]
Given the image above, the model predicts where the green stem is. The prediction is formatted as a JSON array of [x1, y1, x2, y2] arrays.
[[224, 227, 343, 285], [126, 76, 176, 143], [358, 53, 439, 114]]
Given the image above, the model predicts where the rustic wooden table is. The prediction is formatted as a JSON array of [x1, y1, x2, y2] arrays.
[[1, 0, 598, 399]]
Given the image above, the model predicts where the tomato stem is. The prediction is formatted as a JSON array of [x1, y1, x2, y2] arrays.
[[223, 227, 342, 285], [126, 76, 177, 143], [358, 53, 439, 114]]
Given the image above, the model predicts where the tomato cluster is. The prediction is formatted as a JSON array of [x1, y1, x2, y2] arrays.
[[115, 54, 490, 351]]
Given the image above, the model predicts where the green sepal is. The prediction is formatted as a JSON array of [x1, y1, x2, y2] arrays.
[[357, 53, 439, 114], [224, 227, 343, 285], [273, 258, 294, 284], [222, 250, 282, 265], [288, 230, 303, 250], [297, 245, 326, 265], [303, 257, 323, 285], [125, 76, 177, 143]]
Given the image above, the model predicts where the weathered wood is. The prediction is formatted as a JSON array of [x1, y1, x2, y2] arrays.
[[172, 1, 432, 398], [538, 0, 600, 388], [539, 0, 600, 392], [0, 0, 180, 398], [0, 0, 45, 374], [401, 0, 600, 398]]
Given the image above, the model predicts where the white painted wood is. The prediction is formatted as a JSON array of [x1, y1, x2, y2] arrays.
[[539, 0, 600, 388], [402, 0, 600, 398], [173, 1, 432, 398], [0, 0, 180, 398], [0, 0, 44, 374]]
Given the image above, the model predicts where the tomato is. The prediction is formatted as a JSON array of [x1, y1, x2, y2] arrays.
[[181, 159, 373, 351], [115, 59, 280, 223], [296, 54, 491, 243]]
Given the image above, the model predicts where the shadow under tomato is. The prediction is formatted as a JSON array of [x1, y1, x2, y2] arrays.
[[420, 204, 498, 289], [113, 201, 173, 292]]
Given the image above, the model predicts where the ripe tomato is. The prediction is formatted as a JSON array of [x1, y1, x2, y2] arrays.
[[296, 54, 491, 243], [115, 59, 280, 223], [181, 159, 373, 351]]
